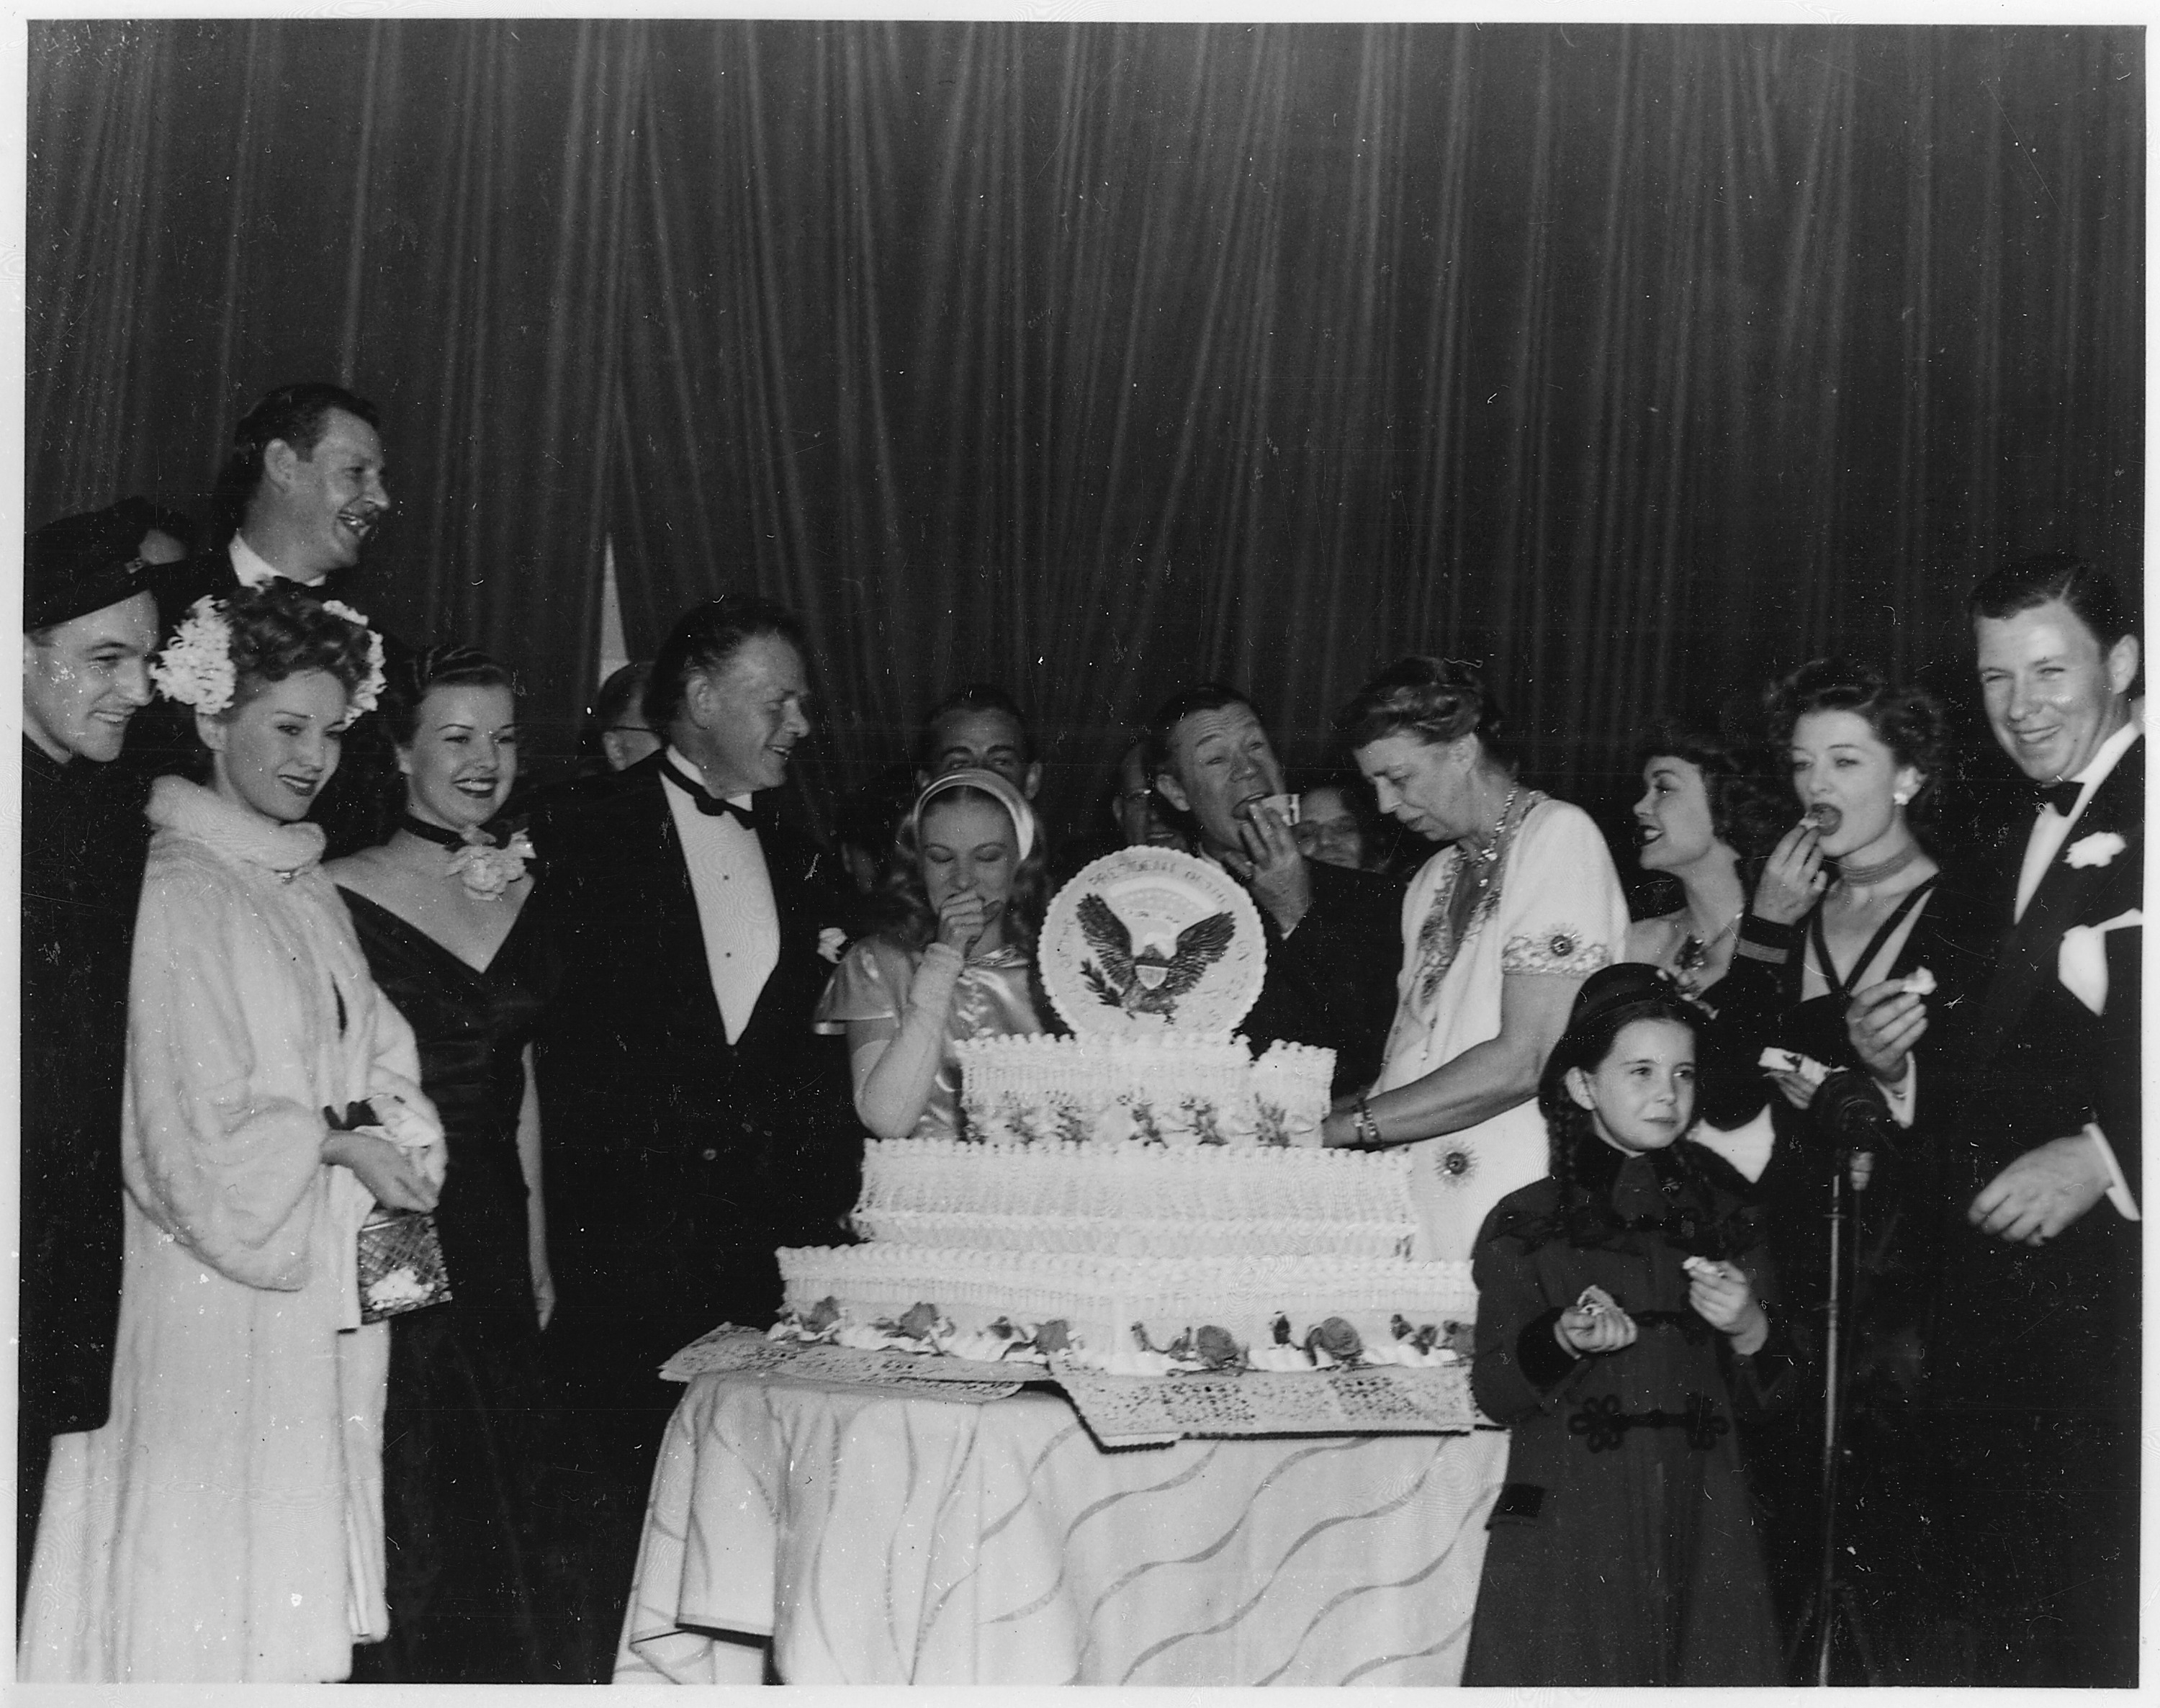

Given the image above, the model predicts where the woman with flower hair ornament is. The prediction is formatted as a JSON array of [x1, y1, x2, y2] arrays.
[[20, 580, 446, 1682], [325, 642, 556, 1682]]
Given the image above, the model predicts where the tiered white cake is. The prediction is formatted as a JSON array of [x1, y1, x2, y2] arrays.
[[773, 1040, 1469, 1373], [775, 849, 1475, 1375]]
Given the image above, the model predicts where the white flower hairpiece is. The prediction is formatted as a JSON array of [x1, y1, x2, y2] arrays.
[[150, 597, 238, 715], [318, 598, 387, 717], [149, 593, 387, 722]]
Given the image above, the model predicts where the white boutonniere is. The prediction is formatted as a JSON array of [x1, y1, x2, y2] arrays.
[[817, 926, 849, 964], [2064, 831, 2127, 869]]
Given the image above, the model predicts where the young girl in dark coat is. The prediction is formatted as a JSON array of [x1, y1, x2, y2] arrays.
[[1462, 963, 1797, 1686]]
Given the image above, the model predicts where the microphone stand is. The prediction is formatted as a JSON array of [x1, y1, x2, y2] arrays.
[[1790, 1071, 1890, 1686]]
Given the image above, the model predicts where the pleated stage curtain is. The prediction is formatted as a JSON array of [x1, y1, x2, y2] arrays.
[[26, 21, 2142, 832]]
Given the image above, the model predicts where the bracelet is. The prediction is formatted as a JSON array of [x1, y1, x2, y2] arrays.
[[1354, 1092, 1383, 1151]]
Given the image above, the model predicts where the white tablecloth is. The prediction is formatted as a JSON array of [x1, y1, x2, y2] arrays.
[[616, 1371, 1506, 1686]]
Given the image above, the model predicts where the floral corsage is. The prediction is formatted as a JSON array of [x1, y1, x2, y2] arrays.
[[445, 827, 536, 902]]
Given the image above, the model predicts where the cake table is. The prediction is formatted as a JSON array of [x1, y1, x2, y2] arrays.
[[613, 1360, 1506, 1686]]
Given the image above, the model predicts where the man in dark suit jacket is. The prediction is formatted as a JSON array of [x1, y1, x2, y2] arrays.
[[1900, 557, 2142, 1686], [1148, 685, 1403, 1093], [138, 382, 397, 853], [527, 595, 858, 1678], [17, 501, 166, 1614]]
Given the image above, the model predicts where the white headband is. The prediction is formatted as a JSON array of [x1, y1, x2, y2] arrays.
[[911, 767, 1038, 863]]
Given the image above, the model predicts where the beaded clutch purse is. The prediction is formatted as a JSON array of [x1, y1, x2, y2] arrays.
[[356, 1206, 454, 1323]]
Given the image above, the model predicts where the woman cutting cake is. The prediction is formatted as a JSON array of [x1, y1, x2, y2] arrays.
[[1321, 657, 1629, 1262]]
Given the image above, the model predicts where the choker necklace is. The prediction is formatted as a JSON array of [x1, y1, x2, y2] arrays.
[[400, 813, 492, 850], [1835, 841, 1921, 889], [398, 812, 534, 902]]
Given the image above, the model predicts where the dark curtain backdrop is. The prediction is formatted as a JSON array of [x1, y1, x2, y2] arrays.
[[28, 20, 2143, 840]]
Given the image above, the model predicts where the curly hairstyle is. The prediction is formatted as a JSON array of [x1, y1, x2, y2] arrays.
[[1631, 720, 1786, 866], [1764, 657, 1951, 823], [384, 642, 518, 746], [1334, 655, 1518, 769], [864, 778, 1052, 958], [1524, 966, 1750, 1254], [218, 580, 377, 715]]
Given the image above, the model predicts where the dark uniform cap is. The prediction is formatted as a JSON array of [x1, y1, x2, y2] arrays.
[[24, 498, 162, 632]]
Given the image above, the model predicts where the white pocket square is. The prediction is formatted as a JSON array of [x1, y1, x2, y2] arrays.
[[2064, 831, 2128, 868], [2058, 909, 2143, 1015]]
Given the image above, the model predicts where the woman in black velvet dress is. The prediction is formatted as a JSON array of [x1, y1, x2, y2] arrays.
[[326, 644, 554, 1683], [1711, 660, 1990, 1677]]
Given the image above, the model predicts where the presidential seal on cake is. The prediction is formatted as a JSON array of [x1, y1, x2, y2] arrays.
[[774, 847, 1475, 1374]]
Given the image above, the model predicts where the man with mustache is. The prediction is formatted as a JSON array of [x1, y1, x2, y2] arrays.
[[1148, 683, 1402, 1093]]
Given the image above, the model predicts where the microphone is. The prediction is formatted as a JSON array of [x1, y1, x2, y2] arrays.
[[1813, 1068, 1899, 1156]]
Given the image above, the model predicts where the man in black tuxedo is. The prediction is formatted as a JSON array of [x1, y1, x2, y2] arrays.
[[140, 382, 396, 851], [528, 595, 857, 1677], [1896, 557, 2141, 1685], [1148, 685, 1403, 1094], [18, 501, 166, 1614]]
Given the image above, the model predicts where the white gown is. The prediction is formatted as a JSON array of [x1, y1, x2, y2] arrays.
[[1374, 796, 1629, 1262], [19, 777, 443, 1683]]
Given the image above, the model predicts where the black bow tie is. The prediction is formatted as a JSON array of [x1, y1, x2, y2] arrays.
[[2035, 778, 2084, 819], [661, 758, 759, 830]]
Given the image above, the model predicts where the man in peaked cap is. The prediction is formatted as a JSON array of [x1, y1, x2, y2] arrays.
[[17, 498, 174, 1612]]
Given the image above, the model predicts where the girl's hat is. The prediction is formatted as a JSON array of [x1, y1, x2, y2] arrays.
[[1569, 962, 1694, 1033], [911, 767, 1038, 863]]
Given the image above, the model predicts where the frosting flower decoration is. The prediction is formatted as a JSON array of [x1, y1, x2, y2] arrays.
[[818, 925, 849, 964], [318, 598, 387, 716], [444, 827, 536, 902], [2065, 831, 2127, 869], [149, 597, 238, 714]]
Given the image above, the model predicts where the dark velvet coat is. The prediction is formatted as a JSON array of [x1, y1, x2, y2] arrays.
[[1463, 1137, 1796, 1686]]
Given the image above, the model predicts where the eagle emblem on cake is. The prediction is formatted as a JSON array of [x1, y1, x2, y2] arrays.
[[1075, 893, 1236, 1017], [1041, 847, 1265, 1038]]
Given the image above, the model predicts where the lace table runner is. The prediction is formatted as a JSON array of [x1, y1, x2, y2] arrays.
[[662, 1326, 1481, 1445]]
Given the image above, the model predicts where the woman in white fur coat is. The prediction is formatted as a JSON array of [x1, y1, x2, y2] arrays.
[[20, 582, 445, 1682]]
